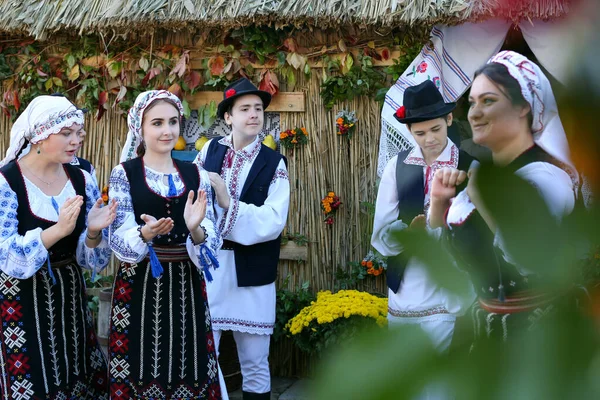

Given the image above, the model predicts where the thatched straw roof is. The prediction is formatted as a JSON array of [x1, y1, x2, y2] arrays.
[[0, 0, 569, 40]]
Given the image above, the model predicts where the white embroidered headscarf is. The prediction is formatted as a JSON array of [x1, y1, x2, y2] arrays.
[[1, 95, 84, 167], [119, 90, 184, 162], [487, 51, 579, 187]]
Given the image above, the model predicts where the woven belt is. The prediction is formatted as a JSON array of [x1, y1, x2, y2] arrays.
[[478, 290, 558, 314], [148, 245, 189, 262], [221, 240, 236, 251], [50, 257, 76, 268]]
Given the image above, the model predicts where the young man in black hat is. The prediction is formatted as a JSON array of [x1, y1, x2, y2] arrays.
[[194, 78, 290, 400], [371, 80, 475, 353]]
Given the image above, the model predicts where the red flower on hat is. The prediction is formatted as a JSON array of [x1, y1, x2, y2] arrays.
[[396, 106, 406, 119], [225, 89, 236, 98]]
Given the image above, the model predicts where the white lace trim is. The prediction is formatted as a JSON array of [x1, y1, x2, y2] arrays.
[[446, 190, 476, 227]]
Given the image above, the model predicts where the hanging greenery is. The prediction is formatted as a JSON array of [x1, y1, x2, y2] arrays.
[[0, 30, 429, 120]]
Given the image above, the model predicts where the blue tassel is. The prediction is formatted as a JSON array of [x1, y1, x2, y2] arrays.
[[46, 257, 57, 285], [199, 244, 219, 282], [167, 174, 178, 197], [147, 243, 164, 278]]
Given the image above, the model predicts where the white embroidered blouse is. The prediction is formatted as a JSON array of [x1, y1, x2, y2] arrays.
[[0, 167, 111, 279], [108, 162, 221, 271]]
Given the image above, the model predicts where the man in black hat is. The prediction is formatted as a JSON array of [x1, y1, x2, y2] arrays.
[[371, 80, 475, 353], [194, 78, 290, 400]]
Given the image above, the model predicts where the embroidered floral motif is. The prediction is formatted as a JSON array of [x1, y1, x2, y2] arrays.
[[388, 306, 449, 318], [30, 109, 84, 142]]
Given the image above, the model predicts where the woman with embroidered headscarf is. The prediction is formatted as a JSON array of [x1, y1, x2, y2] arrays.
[[428, 51, 578, 342], [108, 90, 224, 399], [0, 95, 116, 399]]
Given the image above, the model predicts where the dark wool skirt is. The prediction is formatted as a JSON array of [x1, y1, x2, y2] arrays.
[[108, 247, 221, 400], [0, 260, 109, 400]]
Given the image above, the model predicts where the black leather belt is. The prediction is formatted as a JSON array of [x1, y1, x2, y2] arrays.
[[221, 239, 236, 250]]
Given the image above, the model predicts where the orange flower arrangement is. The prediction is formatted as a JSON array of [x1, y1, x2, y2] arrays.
[[101, 185, 109, 205], [321, 191, 341, 225], [279, 127, 308, 150], [335, 110, 357, 139], [359, 250, 387, 278]]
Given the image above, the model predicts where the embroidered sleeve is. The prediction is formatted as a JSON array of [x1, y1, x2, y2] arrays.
[[75, 169, 112, 272], [0, 175, 48, 279], [371, 156, 407, 257], [108, 165, 148, 263], [224, 159, 290, 244], [187, 168, 223, 272], [192, 139, 211, 168]]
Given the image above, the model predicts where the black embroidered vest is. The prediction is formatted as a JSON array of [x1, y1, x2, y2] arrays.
[[203, 138, 287, 287], [386, 148, 473, 293], [0, 161, 87, 262], [121, 157, 199, 246]]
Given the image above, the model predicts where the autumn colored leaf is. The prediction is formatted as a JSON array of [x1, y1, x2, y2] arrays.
[[380, 48, 391, 61], [338, 39, 347, 53], [138, 56, 150, 72], [258, 70, 279, 96], [37, 68, 48, 77], [68, 65, 80, 82], [341, 53, 354, 75], [12, 91, 20, 112], [286, 52, 307, 70], [141, 67, 162, 86], [114, 86, 127, 106], [81, 54, 107, 68], [208, 56, 225, 76], [52, 77, 63, 87], [283, 38, 298, 52], [367, 41, 376, 49], [168, 83, 183, 99], [97, 91, 109, 121], [170, 50, 189, 78], [184, 70, 202, 90]]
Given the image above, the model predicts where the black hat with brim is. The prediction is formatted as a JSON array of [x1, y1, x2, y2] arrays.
[[217, 78, 272, 119], [394, 80, 456, 124]]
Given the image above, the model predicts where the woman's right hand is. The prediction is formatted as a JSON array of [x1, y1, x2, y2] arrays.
[[56, 196, 84, 237], [140, 213, 174, 242], [431, 168, 467, 204]]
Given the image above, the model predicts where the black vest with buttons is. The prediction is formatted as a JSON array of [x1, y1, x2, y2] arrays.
[[0, 161, 87, 262], [74, 156, 93, 175], [386, 148, 473, 293], [203, 138, 286, 287], [121, 157, 199, 246]]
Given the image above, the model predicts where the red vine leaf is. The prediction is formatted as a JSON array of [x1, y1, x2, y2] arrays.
[[170, 50, 189, 78], [184, 70, 202, 90], [258, 70, 279, 96], [283, 38, 298, 52], [380, 48, 391, 61], [208, 56, 225, 76], [168, 83, 183, 99], [141, 67, 162, 86], [97, 91, 109, 121]]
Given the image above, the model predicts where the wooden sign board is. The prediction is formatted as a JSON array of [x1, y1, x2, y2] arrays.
[[187, 91, 305, 112]]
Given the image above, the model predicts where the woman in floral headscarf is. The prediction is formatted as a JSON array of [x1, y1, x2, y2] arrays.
[[428, 51, 577, 343], [108, 90, 224, 399], [0, 95, 116, 399]]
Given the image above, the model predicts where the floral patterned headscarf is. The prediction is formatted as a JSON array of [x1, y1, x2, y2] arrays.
[[488, 51, 578, 187], [119, 90, 184, 162], [1, 95, 84, 167]]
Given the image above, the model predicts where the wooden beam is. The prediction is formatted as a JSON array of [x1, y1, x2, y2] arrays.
[[279, 242, 308, 261], [187, 91, 305, 112], [189, 49, 403, 70]]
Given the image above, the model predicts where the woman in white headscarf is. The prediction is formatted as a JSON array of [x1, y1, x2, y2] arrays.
[[0, 95, 116, 398], [428, 51, 577, 343], [108, 90, 226, 399]]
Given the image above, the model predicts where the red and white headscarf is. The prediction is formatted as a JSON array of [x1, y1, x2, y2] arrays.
[[488, 51, 579, 187], [119, 90, 184, 162], [1, 95, 84, 167]]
